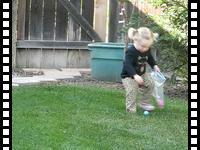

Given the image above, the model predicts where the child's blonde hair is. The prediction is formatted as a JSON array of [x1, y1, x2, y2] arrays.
[[128, 27, 159, 45]]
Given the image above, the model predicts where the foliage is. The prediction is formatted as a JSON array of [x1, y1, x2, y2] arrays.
[[147, 0, 188, 44], [147, 0, 188, 80]]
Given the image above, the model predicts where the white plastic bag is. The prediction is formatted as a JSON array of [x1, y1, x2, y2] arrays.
[[150, 71, 166, 108]]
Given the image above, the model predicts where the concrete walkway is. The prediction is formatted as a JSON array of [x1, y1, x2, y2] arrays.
[[12, 68, 91, 86]]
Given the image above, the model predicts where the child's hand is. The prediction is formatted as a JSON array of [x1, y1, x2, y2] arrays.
[[133, 74, 144, 85], [154, 65, 160, 72]]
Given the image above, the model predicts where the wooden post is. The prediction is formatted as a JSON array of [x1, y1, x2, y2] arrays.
[[94, 0, 109, 41], [17, 0, 26, 40], [108, 0, 118, 42], [12, 0, 19, 68]]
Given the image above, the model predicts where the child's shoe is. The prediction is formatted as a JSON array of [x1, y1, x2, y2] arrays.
[[139, 102, 155, 111], [157, 99, 164, 109]]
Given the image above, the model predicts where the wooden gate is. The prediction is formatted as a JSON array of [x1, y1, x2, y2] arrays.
[[16, 0, 101, 68]]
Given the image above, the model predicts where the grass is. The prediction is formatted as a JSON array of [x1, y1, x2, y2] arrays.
[[13, 84, 188, 150]]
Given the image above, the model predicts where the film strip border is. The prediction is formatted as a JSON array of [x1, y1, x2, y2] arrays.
[[189, 1, 198, 150], [0, 1, 197, 150], [1, 0, 12, 149]]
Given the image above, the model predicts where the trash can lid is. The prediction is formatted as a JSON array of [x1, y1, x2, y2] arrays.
[[88, 42, 125, 49]]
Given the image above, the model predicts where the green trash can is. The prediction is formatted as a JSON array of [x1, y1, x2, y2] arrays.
[[88, 42, 125, 82]]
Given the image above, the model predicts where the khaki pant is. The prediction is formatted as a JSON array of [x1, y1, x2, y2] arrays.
[[122, 73, 154, 112]]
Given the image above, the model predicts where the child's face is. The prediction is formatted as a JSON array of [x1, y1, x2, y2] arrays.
[[134, 39, 152, 53]]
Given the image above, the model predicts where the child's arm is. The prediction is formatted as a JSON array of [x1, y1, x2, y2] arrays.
[[153, 65, 160, 72], [147, 51, 160, 72], [133, 74, 144, 85]]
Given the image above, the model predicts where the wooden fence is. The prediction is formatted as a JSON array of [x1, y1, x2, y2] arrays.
[[16, 0, 96, 68]]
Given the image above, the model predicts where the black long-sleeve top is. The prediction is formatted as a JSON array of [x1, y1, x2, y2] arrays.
[[121, 45, 157, 78]]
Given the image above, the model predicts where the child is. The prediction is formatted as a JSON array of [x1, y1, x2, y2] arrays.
[[121, 27, 160, 113]]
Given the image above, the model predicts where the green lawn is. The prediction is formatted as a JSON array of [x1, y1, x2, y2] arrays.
[[13, 84, 188, 150]]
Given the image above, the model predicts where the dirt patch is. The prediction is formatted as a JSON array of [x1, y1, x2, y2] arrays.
[[58, 71, 188, 100], [164, 82, 188, 100], [13, 68, 44, 77], [13, 69, 188, 100]]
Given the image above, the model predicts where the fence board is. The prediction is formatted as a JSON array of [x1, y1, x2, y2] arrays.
[[81, 0, 94, 41], [25, 0, 30, 39], [43, 0, 56, 40], [108, 0, 118, 42], [72, 0, 81, 41], [29, 0, 43, 40], [67, 49, 80, 68], [79, 50, 90, 68], [54, 50, 68, 68], [28, 49, 42, 68], [94, 0, 108, 41], [17, 0, 26, 40], [28, 0, 43, 68], [16, 49, 27, 67], [67, 0, 81, 41], [41, 49, 55, 68], [16, 0, 27, 68], [55, 0, 68, 41]]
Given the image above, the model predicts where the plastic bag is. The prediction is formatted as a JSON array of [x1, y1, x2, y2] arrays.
[[150, 71, 166, 108]]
